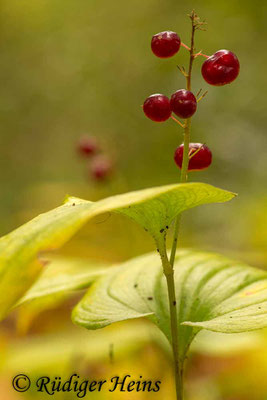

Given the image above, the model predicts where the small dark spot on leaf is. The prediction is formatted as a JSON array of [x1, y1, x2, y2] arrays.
[[166, 225, 169, 229], [144, 228, 148, 232], [147, 297, 153, 301], [230, 316, 233, 318], [72, 203, 76, 206], [156, 248, 159, 253], [160, 228, 164, 233], [173, 301, 176, 306], [258, 306, 262, 309], [134, 284, 138, 288]]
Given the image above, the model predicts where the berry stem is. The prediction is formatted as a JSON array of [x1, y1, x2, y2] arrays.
[[189, 143, 205, 159], [171, 115, 185, 128], [181, 44, 208, 60], [165, 11, 198, 400], [180, 42, 190, 51], [197, 90, 208, 102], [194, 51, 209, 59]]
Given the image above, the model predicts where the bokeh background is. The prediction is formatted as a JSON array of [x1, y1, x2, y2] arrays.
[[0, 0, 267, 399]]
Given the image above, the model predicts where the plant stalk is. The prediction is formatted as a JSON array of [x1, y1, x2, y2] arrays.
[[159, 247, 184, 400], [170, 12, 196, 267], [165, 11, 198, 400], [165, 269, 184, 400]]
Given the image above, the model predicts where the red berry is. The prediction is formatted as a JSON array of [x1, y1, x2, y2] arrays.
[[90, 156, 113, 180], [78, 136, 98, 157], [170, 89, 197, 119], [201, 50, 240, 86], [151, 31, 181, 58], [143, 94, 171, 122], [174, 143, 212, 171]]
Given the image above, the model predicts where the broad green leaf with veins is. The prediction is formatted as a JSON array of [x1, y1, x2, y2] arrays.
[[17, 257, 108, 306], [0, 182, 234, 321], [72, 250, 267, 363]]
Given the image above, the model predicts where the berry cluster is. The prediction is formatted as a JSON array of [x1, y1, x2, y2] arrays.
[[143, 27, 239, 172], [77, 136, 113, 181]]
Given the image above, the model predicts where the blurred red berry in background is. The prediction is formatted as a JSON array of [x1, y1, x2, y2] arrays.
[[90, 155, 113, 180], [77, 136, 99, 157]]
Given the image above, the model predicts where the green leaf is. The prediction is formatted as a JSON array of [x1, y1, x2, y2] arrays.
[[13, 257, 109, 335], [17, 257, 108, 306], [72, 250, 267, 362], [0, 182, 234, 321]]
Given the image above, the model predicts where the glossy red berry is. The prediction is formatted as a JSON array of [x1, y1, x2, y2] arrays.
[[78, 136, 98, 157], [90, 156, 113, 180], [201, 50, 240, 86], [170, 90, 197, 119], [174, 143, 212, 171], [143, 94, 171, 122], [151, 31, 181, 58]]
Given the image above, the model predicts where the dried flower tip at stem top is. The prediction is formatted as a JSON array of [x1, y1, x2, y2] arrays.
[[188, 10, 207, 31], [151, 31, 181, 58]]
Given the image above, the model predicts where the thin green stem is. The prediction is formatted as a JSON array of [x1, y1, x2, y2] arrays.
[[169, 213, 181, 267], [158, 245, 183, 400], [165, 11, 199, 400], [170, 13, 196, 268], [169, 120, 191, 266], [165, 269, 184, 400]]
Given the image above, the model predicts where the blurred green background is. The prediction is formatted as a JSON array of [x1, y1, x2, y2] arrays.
[[1, 0, 267, 262], [0, 0, 267, 399]]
